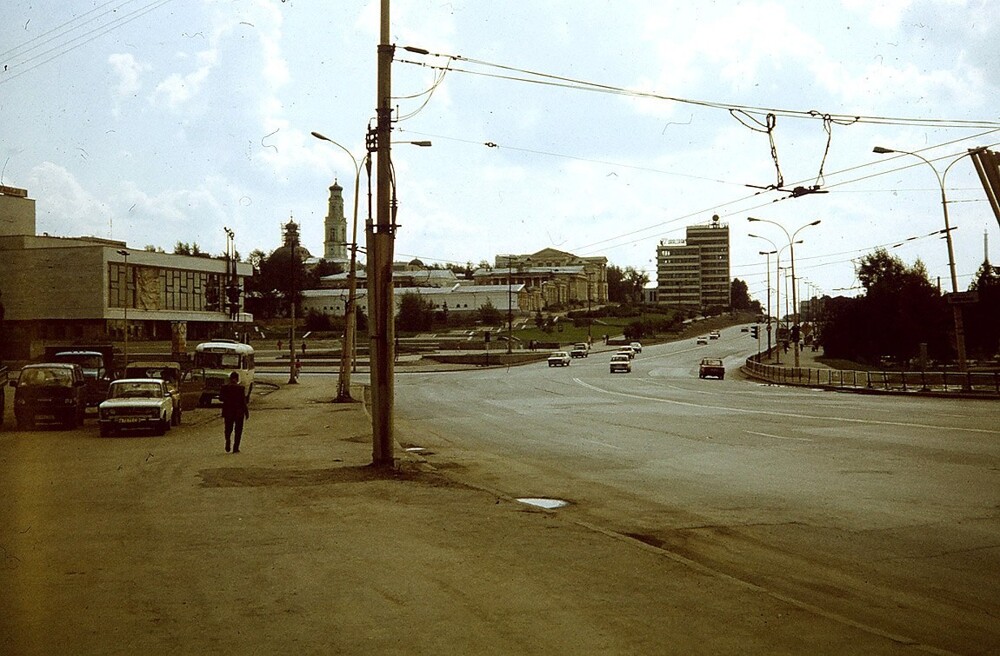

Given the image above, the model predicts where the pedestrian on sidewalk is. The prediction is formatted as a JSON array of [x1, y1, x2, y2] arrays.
[[220, 371, 250, 453]]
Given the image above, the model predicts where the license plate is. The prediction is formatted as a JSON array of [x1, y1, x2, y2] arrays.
[[117, 418, 145, 424]]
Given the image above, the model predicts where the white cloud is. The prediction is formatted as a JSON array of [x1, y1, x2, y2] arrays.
[[108, 53, 149, 98], [26, 163, 113, 239]]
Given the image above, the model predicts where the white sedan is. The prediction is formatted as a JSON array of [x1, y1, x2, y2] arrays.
[[98, 379, 174, 436], [547, 351, 572, 367]]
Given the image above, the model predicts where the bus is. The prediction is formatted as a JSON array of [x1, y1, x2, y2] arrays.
[[193, 339, 255, 405]]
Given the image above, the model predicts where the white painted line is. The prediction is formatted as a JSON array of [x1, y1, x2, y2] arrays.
[[581, 438, 622, 450], [744, 430, 812, 442]]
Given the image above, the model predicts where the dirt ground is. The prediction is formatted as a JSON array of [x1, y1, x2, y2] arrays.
[[0, 376, 926, 655]]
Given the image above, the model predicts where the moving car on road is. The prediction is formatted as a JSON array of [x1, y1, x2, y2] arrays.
[[570, 344, 589, 358], [699, 358, 725, 379], [547, 351, 572, 367], [616, 346, 636, 359], [10, 363, 87, 430], [709, 331, 720, 340], [696, 336, 709, 345], [610, 354, 632, 373], [98, 379, 174, 436], [629, 341, 642, 353]]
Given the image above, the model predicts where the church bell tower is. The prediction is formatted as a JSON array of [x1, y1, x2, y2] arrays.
[[324, 181, 348, 262]]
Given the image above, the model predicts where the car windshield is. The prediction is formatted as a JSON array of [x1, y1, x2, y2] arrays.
[[111, 382, 162, 399], [54, 354, 103, 369], [19, 367, 73, 386], [194, 352, 241, 369]]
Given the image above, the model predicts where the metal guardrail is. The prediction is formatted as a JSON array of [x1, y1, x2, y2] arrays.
[[743, 356, 1000, 397]]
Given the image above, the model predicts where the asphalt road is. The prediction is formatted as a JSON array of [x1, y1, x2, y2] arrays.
[[395, 326, 1000, 655]]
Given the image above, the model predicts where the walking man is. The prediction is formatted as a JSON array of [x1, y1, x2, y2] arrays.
[[220, 371, 250, 453]]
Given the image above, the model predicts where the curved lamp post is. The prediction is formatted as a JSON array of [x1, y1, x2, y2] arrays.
[[873, 145, 980, 380], [311, 132, 364, 402], [312, 131, 431, 402], [748, 218, 821, 368]]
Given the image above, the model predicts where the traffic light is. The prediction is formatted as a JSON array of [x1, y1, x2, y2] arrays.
[[750, 325, 759, 339]]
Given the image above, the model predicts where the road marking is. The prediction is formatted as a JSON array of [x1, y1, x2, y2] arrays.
[[744, 430, 812, 442], [581, 438, 622, 450], [572, 378, 1000, 436]]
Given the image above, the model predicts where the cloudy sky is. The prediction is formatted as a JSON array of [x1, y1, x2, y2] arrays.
[[2, 0, 998, 305]]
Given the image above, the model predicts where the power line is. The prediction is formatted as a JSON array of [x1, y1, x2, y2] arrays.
[[1, 0, 177, 86], [397, 50, 1000, 130]]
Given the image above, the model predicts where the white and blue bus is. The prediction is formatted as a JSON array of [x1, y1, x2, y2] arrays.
[[193, 339, 255, 405]]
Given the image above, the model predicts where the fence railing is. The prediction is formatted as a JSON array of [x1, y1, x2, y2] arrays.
[[743, 355, 1000, 396]]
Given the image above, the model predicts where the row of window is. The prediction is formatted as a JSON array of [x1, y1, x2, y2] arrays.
[[109, 263, 225, 312]]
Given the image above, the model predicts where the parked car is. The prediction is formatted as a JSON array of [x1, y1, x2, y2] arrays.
[[610, 354, 632, 373], [547, 351, 572, 367], [98, 379, 174, 436], [629, 341, 642, 353], [699, 358, 725, 379], [696, 336, 709, 345], [616, 346, 636, 359], [570, 345, 589, 358], [122, 361, 204, 421], [49, 349, 113, 406], [10, 363, 87, 429]]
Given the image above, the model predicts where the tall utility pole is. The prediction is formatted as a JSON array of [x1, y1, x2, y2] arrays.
[[370, 0, 395, 467]]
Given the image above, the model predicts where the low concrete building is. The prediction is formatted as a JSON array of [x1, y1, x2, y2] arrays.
[[0, 186, 252, 359], [302, 283, 527, 318]]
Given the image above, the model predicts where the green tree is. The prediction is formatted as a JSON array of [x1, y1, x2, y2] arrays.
[[397, 293, 434, 332], [730, 278, 752, 310], [822, 249, 950, 365], [965, 261, 1000, 359], [478, 299, 501, 325]]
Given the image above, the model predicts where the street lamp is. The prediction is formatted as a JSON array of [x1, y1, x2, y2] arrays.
[[749, 234, 799, 362], [506, 257, 513, 355], [748, 217, 820, 368], [312, 131, 432, 402], [116, 249, 130, 368], [757, 248, 775, 355], [873, 145, 980, 380], [311, 131, 365, 403]]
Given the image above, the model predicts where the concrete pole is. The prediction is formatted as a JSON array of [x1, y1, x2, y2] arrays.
[[370, 0, 395, 467]]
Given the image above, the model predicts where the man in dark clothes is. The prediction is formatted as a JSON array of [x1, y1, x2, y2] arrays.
[[220, 371, 250, 453]]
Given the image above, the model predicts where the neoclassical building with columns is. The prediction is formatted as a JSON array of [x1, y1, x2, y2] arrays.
[[472, 248, 608, 313]]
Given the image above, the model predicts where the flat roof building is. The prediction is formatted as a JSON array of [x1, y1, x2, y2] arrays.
[[0, 186, 252, 360], [656, 217, 730, 311]]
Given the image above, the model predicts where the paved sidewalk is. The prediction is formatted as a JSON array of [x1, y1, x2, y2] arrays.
[[1, 376, 919, 655]]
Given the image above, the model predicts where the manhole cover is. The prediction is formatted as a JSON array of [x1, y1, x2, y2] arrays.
[[516, 497, 569, 509]]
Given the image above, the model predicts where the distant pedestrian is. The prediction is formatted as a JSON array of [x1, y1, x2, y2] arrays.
[[220, 371, 250, 453], [277, 339, 283, 351], [301, 341, 307, 355]]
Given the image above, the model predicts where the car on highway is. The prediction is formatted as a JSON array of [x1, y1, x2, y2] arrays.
[[547, 351, 572, 367], [709, 331, 720, 340], [699, 358, 725, 379], [696, 336, 709, 345], [616, 346, 636, 359], [629, 341, 642, 353], [98, 379, 175, 436], [609, 354, 632, 373], [570, 344, 589, 358], [10, 363, 87, 429]]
